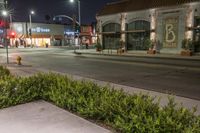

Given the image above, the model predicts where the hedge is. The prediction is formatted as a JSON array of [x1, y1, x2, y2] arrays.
[[0, 66, 200, 133]]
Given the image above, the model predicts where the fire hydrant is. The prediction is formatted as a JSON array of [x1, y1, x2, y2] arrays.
[[16, 56, 22, 65]]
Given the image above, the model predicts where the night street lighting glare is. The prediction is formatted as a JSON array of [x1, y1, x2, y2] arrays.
[[2, 10, 8, 16], [69, 0, 81, 51], [1, 10, 9, 64], [29, 10, 35, 47]]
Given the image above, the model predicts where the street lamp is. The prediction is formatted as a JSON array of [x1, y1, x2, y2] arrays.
[[70, 0, 81, 25], [29, 10, 35, 47], [2, 10, 8, 16], [1, 10, 9, 64], [70, 0, 81, 51]]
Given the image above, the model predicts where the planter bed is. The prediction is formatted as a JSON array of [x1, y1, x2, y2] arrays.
[[0, 66, 200, 132]]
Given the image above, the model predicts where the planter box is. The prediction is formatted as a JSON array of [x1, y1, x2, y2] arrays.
[[96, 48, 101, 52], [147, 50, 156, 54], [180, 50, 192, 56]]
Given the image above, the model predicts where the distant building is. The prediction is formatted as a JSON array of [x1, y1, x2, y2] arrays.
[[97, 0, 200, 54], [0, 22, 97, 48], [10, 22, 64, 47]]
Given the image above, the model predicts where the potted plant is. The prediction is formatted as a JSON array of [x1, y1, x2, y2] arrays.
[[181, 39, 193, 56], [146, 39, 156, 54], [95, 43, 102, 52]]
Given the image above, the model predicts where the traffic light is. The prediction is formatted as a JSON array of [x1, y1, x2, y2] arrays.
[[75, 24, 80, 32], [11, 32, 15, 38]]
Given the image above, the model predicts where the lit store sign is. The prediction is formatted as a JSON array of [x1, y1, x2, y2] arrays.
[[0, 29, 3, 34], [32, 27, 50, 33]]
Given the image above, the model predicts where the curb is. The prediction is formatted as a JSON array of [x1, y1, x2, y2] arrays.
[[6, 65, 200, 115], [76, 51, 200, 61]]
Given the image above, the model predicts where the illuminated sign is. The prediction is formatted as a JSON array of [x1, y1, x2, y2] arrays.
[[0, 29, 3, 34], [32, 27, 50, 33], [163, 18, 179, 48], [64, 31, 75, 35]]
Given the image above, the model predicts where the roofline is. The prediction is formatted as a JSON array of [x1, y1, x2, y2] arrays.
[[97, 1, 199, 17]]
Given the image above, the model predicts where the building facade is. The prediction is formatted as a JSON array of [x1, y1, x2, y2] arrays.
[[10, 22, 64, 47], [5, 22, 97, 47], [97, 0, 200, 54]]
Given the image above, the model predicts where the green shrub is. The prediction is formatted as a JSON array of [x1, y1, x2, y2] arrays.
[[0, 69, 199, 132], [0, 66, 10, 78]]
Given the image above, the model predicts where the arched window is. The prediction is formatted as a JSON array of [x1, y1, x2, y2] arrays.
[[127, 20, 150, 31], [103, 23, 121, 32]]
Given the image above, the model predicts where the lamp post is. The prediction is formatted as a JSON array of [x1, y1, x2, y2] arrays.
[[70, 0, 81, 25], [70, 0, 81, 51], [1, 10, 9, 64], [29, 10, 35, 48]]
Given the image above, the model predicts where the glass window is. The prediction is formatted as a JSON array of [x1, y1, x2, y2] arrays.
[[128, 20, 150, 31], [103, 23, 121, 32]]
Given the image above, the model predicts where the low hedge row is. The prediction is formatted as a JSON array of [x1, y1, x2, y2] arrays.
[[0, 66, 200, 132]]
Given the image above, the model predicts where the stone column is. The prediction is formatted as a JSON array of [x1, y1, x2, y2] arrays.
[[150, 10, 156, 41], [97, 19, 102, 45], [185, 7, 194, 40], [120, 13, 127, 50]]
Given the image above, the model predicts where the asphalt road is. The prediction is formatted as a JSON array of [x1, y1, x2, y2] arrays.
[[1, 48, 200, 100]]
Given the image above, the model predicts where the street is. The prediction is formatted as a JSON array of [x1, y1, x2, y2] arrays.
[[0, 48, 200, 100]]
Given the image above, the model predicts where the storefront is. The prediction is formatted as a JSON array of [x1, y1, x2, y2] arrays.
[[194, 17, 200, 52], [97, 0, 200, 54], [10, 22, 64, 47], [80, 25, 93, 45]]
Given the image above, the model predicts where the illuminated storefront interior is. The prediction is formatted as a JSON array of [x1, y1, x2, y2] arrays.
[[10, 22, 64, 47]]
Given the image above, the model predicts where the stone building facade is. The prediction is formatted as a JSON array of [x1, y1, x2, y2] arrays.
[[96, 0, 200, 54]]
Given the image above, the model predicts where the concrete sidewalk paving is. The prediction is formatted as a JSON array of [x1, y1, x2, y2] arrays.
[[0, 101, 111, 133], [75, 49, 200, 61]]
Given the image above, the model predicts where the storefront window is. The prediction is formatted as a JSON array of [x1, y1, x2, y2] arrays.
[[102, 23, 121, 49], [194, 17, 200, 52], [127, 20, 150, 50], [103, 23, 121, 32], [128, 20, 150, 31]]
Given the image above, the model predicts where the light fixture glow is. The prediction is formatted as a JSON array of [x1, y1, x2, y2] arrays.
[[30, 10, 35, 15], [2, 10, 8, 16]]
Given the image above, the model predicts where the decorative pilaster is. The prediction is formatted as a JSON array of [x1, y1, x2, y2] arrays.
[[185, 7, 194, 40], [150, 10, 156, 41], [120, 13, 127, 41], [120, 13, 127, 50], [97, 19, 102, 45]]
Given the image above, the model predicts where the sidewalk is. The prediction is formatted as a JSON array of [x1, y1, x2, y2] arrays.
[[0, 101, 111, 133], [75, 49, 200, 61], [4, 64, 200, 115]]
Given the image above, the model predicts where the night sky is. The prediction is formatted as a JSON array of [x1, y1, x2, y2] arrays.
[[8, 0, 118, 24]]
